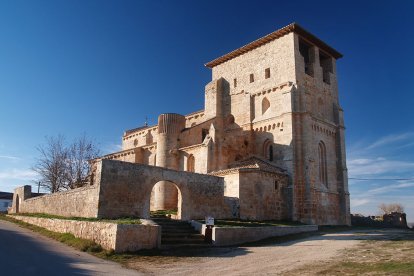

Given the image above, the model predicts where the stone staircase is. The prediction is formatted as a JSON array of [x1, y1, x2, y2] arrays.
[[151, 216, 209, 248]]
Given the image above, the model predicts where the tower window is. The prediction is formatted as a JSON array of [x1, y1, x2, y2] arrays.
[[233, 78, 237, 88], [262, 97, 270, 114], [318, 141, 328, 186], [250, 74, 254, 83], [319, 50, 333, 84], [299, 40, 314, 76], [201, 129, 208, 142], [187, 154, 195, 172], [274, 180, 279, 190], [265, 68, 270, 79]]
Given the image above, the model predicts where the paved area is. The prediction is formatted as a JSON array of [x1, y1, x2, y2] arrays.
[[0, 220, 141, 275]]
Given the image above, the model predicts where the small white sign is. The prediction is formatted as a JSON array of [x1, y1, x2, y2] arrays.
[[205, 216, 214, 226]]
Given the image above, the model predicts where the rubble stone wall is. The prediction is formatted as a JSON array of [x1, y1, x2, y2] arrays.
[[9, 215, 161, 252], [11, 185, 100, 218]]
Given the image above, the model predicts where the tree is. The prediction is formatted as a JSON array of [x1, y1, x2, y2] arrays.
[[33, 135, 68, 193], [378, 203, 405, 214], [65, 135, 100, 189], [33, 134, 100, 193]]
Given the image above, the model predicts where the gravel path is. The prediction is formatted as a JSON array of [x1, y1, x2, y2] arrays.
[[133, 231, 376, 275]]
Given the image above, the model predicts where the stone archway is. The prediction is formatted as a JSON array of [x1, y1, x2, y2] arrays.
[[149, 180, 182, 219]]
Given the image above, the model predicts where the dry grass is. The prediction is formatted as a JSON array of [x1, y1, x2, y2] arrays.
[[288, 229, 414, 275]]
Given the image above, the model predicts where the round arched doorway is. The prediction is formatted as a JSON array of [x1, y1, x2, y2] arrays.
[[149, 180, 182, 219]]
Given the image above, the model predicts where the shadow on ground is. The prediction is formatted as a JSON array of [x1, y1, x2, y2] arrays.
[[0, 226, 91, 275]]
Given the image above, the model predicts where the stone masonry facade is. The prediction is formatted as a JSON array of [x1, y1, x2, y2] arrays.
[[11, 23, 350, 225]]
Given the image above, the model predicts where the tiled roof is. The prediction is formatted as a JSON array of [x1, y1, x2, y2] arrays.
[[210, 156, 287, 176]]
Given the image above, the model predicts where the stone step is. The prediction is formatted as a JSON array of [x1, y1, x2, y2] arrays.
[[160, 226, 195, 231], [151, 216, 210, 247], [162, 235, 204, 241], [161, 238, 206, 245], [161, 243, 212, 249], [162, 232, 203, 237]]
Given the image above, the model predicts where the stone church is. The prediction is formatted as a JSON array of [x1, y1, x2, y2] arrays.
[[100, 23, 350, 225]]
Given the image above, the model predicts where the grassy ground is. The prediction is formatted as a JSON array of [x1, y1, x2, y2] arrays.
[[150, 209, 177, 217], [287, 229, 414, 275], [13, 212, 141, 224]]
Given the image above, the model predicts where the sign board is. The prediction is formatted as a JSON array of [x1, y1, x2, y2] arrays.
[[205, 216, 214, 226]]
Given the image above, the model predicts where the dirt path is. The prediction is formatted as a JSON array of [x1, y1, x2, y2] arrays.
[[127, 229, 409, 275]]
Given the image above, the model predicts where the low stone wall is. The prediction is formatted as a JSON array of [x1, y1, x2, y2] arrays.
[[12, 185, 100, 218], [190, 220, 317, 246], [213, 225, 318, 246], [9, 215, 161, 252]]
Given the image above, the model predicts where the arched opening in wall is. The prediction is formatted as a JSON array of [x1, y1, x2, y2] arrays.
[[318, 141, 328, 186], [149, 180, 182, 219], [263, 140, 274, 162], [146, 131, 153, 144], [227, 114, 235, 125], [15, 194, 20, 213], [187, 154, 195, 172], [262, 97, 270, 115]]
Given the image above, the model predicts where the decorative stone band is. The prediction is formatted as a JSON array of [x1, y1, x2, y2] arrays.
[[251, 81, 294, 97]]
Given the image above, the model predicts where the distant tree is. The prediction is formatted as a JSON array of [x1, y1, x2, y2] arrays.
[[33, 135, 68, 193], [33, 134, 100, 193], [378, 203, 405, 214]]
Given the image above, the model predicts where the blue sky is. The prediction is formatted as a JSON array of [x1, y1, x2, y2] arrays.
[[0, 0, 413, 221]]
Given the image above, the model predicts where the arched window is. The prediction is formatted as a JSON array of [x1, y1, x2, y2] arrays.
[[263, 140, 274, 162], [146, 131, 153, 144], [187, 154, 195, 172], [318, 141, 327, 186], [227, 114, 235, 125], [262, 97, 270, 114]]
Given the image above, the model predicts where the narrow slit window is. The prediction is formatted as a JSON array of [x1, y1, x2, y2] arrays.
[[250, 74, 254, 83], [318, 141, 328, 186], [233, 78, 237, 88], [265, 68, 270, 79]]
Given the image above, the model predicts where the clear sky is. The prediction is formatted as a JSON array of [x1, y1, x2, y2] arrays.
[[1, 0, 413, 221]]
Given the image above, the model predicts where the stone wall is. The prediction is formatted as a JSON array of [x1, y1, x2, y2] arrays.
[[97, 160, 238, 220], [190, 220, 317, 246], [212, 224, 317, 246], [238, 171, 289, 220], [11, 185, 100, 218], [10, 215, 161, 252], [352, 213, 409, 229]]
